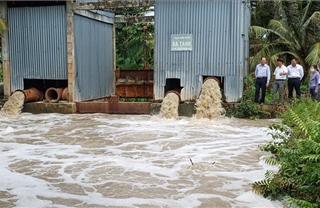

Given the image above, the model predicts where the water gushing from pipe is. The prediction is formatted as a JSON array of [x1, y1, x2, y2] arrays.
[[195, 78, 224, 119], [160, 91, 180, 119], [0, 91, 25, 117]]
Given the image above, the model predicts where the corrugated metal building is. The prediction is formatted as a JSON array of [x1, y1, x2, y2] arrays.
[[154, 0, 251, 102], [8, 5, 68, 90], [1, 1, 115, 102]]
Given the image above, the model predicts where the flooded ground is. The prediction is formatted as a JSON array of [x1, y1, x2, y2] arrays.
[[0, 114, 282, 208]]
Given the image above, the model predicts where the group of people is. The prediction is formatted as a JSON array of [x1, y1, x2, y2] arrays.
[[254, 57, 319, 105]]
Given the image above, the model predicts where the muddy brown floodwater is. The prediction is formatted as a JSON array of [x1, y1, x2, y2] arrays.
[[0, 114, 283, 208]]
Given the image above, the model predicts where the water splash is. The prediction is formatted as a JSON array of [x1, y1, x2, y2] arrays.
[[160, 92, 180, 119], [195, 78, 224, 119], [0, 91, 25, 117], [0, 114, 282, 207]]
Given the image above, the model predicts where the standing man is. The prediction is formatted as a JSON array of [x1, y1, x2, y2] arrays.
[[271, 58, 287, 105], [309, 65, 319, 100], [287, 58, 304, 99], [254, 57, 270, 105]]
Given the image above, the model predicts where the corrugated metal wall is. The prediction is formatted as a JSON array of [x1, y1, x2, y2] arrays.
[[8, 6, 67, 91], [154, 0, 250, 102], [74, 13, 114, 101]]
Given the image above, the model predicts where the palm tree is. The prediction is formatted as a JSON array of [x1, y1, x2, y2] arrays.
[[250, 0, 320, 78]]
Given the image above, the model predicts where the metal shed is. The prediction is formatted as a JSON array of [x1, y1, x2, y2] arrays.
[[154, 0, 251, 102], [0, 1, 115, 102]]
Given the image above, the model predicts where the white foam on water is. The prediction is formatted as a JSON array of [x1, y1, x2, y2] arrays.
[[235, 191, 283, 207], [159, 92, 180, 119], [1, 126, 15, 134], [195, 79, 224, 119], [0, 91, 25, 117], [0, 114, 283, 207]]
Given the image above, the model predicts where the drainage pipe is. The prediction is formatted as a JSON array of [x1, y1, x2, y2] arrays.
[[15, 87, 43, 103], [164, 90, 182, 103], [62, 87, 69, 101], [45, 87, 63, 103], [197, 77, 221, 100], [203, 77, 220, 86]]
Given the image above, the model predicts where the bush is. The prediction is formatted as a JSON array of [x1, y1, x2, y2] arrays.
[[301, 79, 310, 95], [232, 100, 269, 119], [253, 98, 320, 207], [227, 76, 270, 119]]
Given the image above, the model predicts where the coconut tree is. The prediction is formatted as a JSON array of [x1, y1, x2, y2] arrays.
[[250, 0, 320, 77]]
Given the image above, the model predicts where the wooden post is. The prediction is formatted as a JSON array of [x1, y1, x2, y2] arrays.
[[112, 20, 116, 95], [66, 1, 75, 102], [0, 1, 10, 97]]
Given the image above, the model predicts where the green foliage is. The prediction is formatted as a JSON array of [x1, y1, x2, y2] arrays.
[[300, 76, 310, 95], [253, 98, 320, 207], [250, 1, 320, 77], [284, 196, 318, 208], [0, 17, 7, 33], [226, 76, 270, 119], [119, 97, 153, 102], [116, 22, 154, 69], [252, 179, 271, 197], [114, 7, 154, 70], [231, 101, 261, 119]]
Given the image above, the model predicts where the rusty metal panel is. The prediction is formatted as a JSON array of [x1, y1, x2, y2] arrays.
[[115, 70, 154, 98], [76, 102, 151, 114], [154, 0, 250, 102], [8, 5, 67, 91], [74, 13, 114, 101], [116, 84, 153, 98], [116, 70, 154, 81]]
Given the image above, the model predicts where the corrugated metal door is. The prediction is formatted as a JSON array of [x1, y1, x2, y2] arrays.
[[8, 5, 67, 91], [74, 14, 114, 101]]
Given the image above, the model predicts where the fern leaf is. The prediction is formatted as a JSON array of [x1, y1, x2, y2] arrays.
[[282, 148, 300, 155], [302, 154, 320, 162], [264, 156, 280, 165], [265, 170, 276, 179], [299, 138, 320, 154], [284, 196, 317, 208], [289, 109, 308, 135], [252, 179, 271, 195]]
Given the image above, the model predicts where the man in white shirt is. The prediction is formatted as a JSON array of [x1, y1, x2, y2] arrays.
[[254, 57, 271, 105], [271, 58, 287, 105], [287, 58, 304, 99]]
